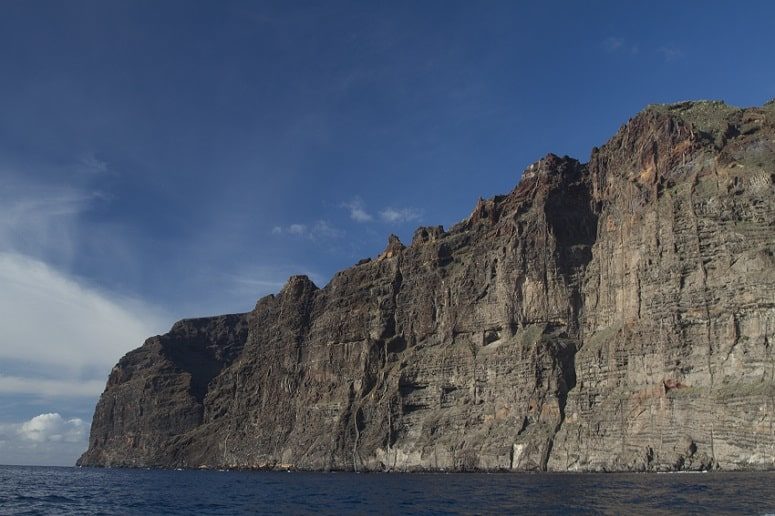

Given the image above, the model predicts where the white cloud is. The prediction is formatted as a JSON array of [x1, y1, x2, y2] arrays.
[[288, 223, 307, 235], [18, 413, 86, 443], [0, 181, 99, 262], [222, 265, 327, 298], [310, 220, 344, 239], [224, 275, 287, 293], [0, 376, 106, 398], [0, 169, 168, 466], [78, 154, 110, 175], [0, 413, 88, 466], [270, 220, 344, 241], [379, 207, 421, 223], [342, 198, 373, 222], [340, 198, 420, 224], [0, 171, 167, 401], [0, 252, 166, 396]]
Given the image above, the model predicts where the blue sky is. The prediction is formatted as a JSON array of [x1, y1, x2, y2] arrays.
[[1, 1, 773, 465]]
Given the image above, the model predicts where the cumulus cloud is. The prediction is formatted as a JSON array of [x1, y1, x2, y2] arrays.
[[0, 413, 88, 465], [342, 197, 373, 222], [0, 168, 167, 465], [18, 413, 86, 443], [379, 207, 421, 223]]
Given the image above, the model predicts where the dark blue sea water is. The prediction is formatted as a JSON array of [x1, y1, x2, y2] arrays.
[[0, 466, 774, 515]]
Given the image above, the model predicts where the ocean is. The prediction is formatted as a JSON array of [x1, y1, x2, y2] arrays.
[[0, 466, 773, 514]]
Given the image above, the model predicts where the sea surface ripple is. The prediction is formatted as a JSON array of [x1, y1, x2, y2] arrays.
[[0, 466, 774, 514]]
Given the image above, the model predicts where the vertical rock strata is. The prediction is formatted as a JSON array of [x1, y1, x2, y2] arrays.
[[79, 101, 775, 471]]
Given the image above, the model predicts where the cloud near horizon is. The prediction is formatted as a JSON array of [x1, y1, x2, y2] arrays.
[[0, 413, 88, 466], [0, 172, 168, 403], [0, 169, 170, 465], [17, 413, 86, 443]]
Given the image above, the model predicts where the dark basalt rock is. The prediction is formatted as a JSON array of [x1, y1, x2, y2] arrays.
[[79, 101, 775, 471]]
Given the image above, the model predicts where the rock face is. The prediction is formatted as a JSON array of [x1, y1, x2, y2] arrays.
[[79, 100, 775, 471]]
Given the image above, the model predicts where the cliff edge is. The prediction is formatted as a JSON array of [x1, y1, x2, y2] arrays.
[[79, 100, 775, 471]]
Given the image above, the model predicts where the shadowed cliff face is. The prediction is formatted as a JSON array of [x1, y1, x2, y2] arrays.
[[79, 101, 775, 471]]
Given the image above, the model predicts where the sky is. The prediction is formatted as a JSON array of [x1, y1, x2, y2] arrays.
[[1, 0, 773, 466]]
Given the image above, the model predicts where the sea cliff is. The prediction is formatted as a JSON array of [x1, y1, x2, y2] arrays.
[[79, 100, 775, 471]]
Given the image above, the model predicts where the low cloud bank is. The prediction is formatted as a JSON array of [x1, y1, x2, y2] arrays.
[[0, 413, 88, 466]]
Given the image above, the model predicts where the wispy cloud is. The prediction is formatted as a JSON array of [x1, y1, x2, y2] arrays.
[[223, 275, 286, 294], [0, 165, 171, 467], [221, 265, 327, 298], [379, 207, 421, 223], [340, 197, 421, 225], [271, 220, 344, 240], [0, 252, 167, 397], [0, 413, 88, 466], [312, 220, 344, 238], [658, 45, 684, 62], [0, 376, 106, 398], [77, 154, 111, 176], [602, 37, 639, 55], [603, 37, 683, 62], [603, 37, 624, 53], [342, 197, 373, 222], [0, 168, 167, 403], [0, 180, 101, 263], [289, 223, 307, 235]]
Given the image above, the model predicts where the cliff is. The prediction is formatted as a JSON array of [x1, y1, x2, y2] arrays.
[[79, 100, 775, 471]]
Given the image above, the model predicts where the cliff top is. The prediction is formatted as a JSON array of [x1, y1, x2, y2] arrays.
[[166, 99, 773, 334]]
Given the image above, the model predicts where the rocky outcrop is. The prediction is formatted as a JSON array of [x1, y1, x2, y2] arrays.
[[79, 100, 775, 471]]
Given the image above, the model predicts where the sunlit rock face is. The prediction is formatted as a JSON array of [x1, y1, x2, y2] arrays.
[[79, 100, 775, 472]]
